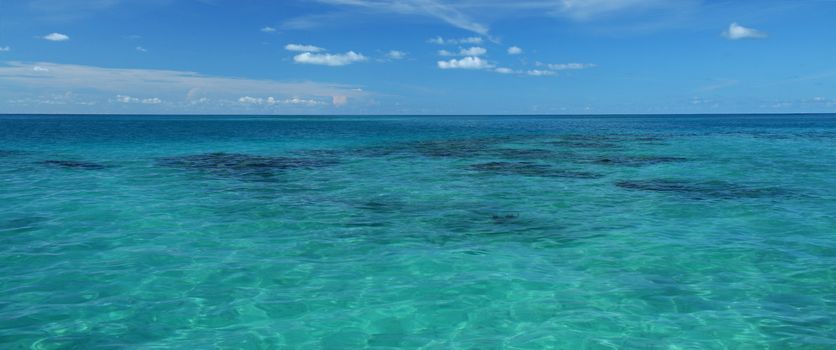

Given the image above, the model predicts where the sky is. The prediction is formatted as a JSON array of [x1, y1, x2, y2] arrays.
[[0, 0, 835, 115]]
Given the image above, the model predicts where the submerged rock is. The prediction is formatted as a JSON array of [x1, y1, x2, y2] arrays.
[[470, 161, 602, 179], [615, 179, 787, 199], [39, 160, 106, 170]]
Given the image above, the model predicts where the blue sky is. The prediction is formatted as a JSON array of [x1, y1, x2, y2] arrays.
[[0, 0, 835, 114]]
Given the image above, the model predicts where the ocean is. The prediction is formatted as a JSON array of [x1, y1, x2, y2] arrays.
[[1, 114, 835, 349]]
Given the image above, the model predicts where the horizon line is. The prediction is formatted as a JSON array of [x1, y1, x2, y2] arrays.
[[1, 112, 835, 117]]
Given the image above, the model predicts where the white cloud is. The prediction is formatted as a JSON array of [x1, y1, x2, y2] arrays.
[[507, 46, 522, 55], [285, 44, 326, 52], [239, 96, 322, 106], [723, 22, 767, 40], [116, 95, 162, 104], [543, 62, 597, 70], [427, 36, 483, 45], [136, 46, 147, 53], [261, 26, 277, 33], [293, 51, 368, 66], [438, 49, 454, 57], [43, 33, 70, 41], [460, 46, 487, 56], [495, 67, 514, 74], [33, 66, 50, 72], [526, 69, 556, 76], [0, 47, 10, 52], [437, 56, 493, 70], [386, 50, 407, 59]]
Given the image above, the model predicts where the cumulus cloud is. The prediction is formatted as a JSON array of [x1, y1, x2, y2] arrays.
[[293, 51, 367, 66], [460, 46, 487, 56], [428, 36, 483, 45], [507, 46, 522, 55], [723, 22, 767, 40], [386, 50, 407, 59], [438, 49, 454, 57], [437, 56, 493, 70], [43, 33, 70, 41], [261, 26, 277, 33], [285, 44, 326, 52]]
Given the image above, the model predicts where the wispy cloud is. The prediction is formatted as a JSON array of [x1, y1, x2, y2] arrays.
[[316, 0, 489, 34], [437, 56, 493, 70], [386, 50, 407, 59], [238, 96, 323, 106], [723, 22, 767, 40], [313, 0, 699, 35], [427, 36, 483, 45], [261, 26, 277, 33], [135, 46, 147, 53], [544, 63, 597, 70], [285, 44, 326, 52], [0, 47, 10, 52], [293, 51, 368, 66], [460, 47, 487, 56], [552, 0, 693, 21], [43, 33, 70, 41], [526, 69, 556, 76], [117, 95, 162, 104], [0, 62, 368, 109], [507, 46, 522, 55]]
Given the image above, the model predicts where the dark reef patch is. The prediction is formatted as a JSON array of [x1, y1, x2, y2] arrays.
[[157, 152, 337, 179], [591, 156, 688, 167], [470, 161, 602, 179], [546, 134, 671, 148], [0, 216, 47, 234], [0, 150, 30, 157], [410, 138, 502, 158], [491, 148, 555, 160], [548, 140, 620, 149], [616, 179, 787, 199], [39, 160, 107, 170]]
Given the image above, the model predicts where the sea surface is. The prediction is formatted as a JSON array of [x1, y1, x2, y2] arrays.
[[1, 114, 835, 349]]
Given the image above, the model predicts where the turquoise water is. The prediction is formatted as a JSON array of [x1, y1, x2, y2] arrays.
[[1, 114, 835, 349]]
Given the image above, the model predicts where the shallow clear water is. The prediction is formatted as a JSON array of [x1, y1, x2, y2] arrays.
[[1, 114, 835, 349]]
